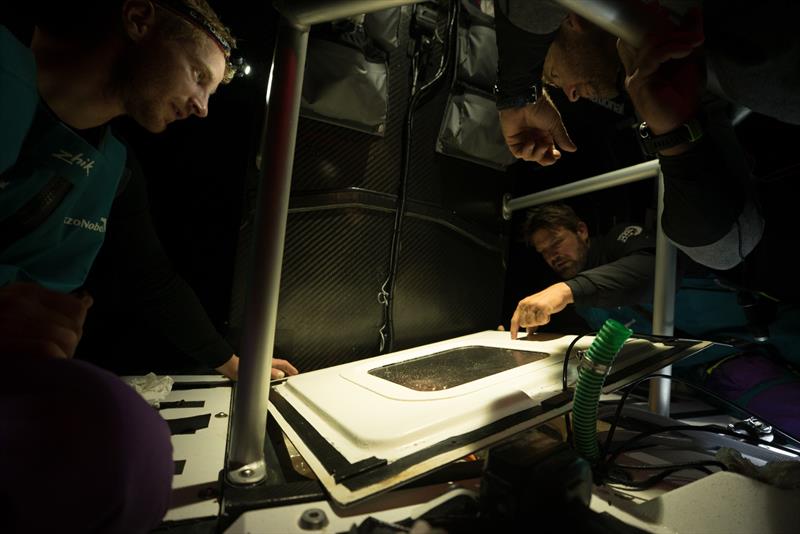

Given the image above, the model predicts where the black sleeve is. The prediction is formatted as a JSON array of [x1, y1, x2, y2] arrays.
[[103, 148, 234, 369], [566, 225, 657, 308], [601, 224, 657, 259], [493, 0, 562, 101], [658, 95, 759, 249], [565, 251, 656, 308], [659, 138, 745, 247]]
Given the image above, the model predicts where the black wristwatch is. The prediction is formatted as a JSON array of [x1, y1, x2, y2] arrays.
[[638, 118, 703, 155], [494, 82, 540, 110]]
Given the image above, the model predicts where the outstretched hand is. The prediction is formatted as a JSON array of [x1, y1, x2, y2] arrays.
[[215, 354, 299, 381], [499, 91, 577, 166], [617, 6, 705, 143], [509, 282, 574, 339]]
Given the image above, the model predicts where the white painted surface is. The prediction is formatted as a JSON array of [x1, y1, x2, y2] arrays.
[[225, 483, 479, 534], [276, 331, 674, 460], [159, 379, 232, 521], [596, 471, 800, 534]]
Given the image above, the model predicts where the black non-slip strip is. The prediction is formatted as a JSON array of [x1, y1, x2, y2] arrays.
[[172, 381, 233, 390], [159, 400, 206, 409], [604, 342, 694, 393], [270, 388, 387, 483], [165, 413, 211, 435], [174, 460, 186, 475], [339, 401, 552, 492], [0, 175, 73, 251], [272, 344, 696, 494], [272, 385, 573, 493]]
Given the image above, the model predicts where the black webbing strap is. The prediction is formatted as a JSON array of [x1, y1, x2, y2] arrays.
[[0, 175, 73, 251]]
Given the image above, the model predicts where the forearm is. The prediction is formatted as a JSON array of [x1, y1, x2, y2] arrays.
[[106, 160, 234, 369], [494, 0, 560, 100], [133, 273, 235, 369], [566, 253, 655, 308], [112, 217, 234, 369]]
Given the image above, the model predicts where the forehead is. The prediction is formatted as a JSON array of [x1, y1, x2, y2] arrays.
[[193, 33, 227, 85], [531, 227, 570, 249]]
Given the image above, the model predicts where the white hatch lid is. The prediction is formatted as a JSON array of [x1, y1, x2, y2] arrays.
[[269, 330, 710, 506]]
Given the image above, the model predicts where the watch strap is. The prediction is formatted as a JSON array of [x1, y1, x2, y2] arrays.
[[638, 118, 703, 155], [494, 82, 540, 110]]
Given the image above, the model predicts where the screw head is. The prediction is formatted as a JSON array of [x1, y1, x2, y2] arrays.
[[299, 508, 328, 530]]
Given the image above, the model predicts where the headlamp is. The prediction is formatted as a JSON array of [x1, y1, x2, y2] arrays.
[[230, 55, 253, 78], [153, 0, 233, 61]]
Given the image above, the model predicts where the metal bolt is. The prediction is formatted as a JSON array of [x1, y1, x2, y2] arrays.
[[215, 412, 228, 418], [298, 508, 328, 530], [241, 469, 254, 477]]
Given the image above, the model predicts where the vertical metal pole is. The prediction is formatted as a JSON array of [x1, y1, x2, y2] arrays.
[[650, 167, 676, 416], [226, 19, 309, 485]]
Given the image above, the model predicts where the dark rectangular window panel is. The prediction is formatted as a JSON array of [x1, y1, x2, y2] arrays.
[[369, 346, 550, 391]]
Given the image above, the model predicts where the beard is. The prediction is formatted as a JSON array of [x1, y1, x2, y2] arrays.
[[561, 28, 621, 99], [552, 244, 588, 280], [554, 260, 580, 280], [124, 90, 168, 133], [110, 42, 171, 133]]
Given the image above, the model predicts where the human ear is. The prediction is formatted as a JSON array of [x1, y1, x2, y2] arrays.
[[576, 221, 589, 241], [122, 0, 157, 41]]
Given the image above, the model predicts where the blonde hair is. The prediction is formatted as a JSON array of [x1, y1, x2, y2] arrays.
[[154, 0, 238, 83]]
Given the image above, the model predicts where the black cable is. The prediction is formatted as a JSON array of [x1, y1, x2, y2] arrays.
[[379, 0, 458, 352], [562, 333, 592, 391], [613, 460, 726, 471], [605, 462, 725, 491], [594, 371, 800, 489], [607, 424, 800, 467], [600, 372, 799, 464], [562, 332, 593, 448]]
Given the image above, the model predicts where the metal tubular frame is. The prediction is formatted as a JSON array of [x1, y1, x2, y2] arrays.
[[227, 0, 671, 485], [227, 0, 423, 486], [274, 0, 419, 28], [552, 0, 656, 48], [507, 0, 679, 415], [502, 160, 660, 220], [649, 167, 676, 416], [502, 161, 676, 416], [226, 20, 308, 485]]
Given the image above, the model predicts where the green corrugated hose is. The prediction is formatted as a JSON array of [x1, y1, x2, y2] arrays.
[[572, 319, 633, 463]]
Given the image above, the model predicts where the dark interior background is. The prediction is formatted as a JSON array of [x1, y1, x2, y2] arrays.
[[3, 1, 798, 376]]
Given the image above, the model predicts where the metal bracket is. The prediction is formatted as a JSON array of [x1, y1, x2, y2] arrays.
[[576, 349, 611, 377], [501, 193, 512, 221]]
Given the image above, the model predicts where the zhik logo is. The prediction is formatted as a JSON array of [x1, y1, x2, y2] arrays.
[[52, 149, 95, 176]]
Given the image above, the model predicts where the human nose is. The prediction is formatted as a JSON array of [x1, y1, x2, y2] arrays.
[[189, 91, 210, 118]]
